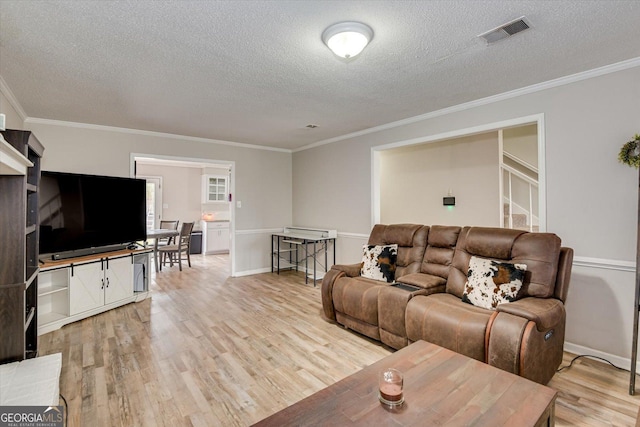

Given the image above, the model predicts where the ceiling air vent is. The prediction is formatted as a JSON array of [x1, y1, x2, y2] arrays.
[[478, 16, 530, 44]]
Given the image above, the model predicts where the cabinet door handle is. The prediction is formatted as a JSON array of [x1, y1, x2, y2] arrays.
[[106, 278, 109, 288], [101, 278, 104, 289]]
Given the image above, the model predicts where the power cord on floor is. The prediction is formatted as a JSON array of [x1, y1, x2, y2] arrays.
[[557, 354, 625, 372], [60, 393, 68, 427]]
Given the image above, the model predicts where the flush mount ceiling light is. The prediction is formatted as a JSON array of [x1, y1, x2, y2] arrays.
[[322, 21, 373, 59]]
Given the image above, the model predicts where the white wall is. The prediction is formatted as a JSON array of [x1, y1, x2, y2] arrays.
[[380, 132, 499, 226], [503, 124, 538, 168], [21, 121, 292, 275], [0, 91, 24, 130], [136, 163, 203, 226], [292, 64, 640, 366]]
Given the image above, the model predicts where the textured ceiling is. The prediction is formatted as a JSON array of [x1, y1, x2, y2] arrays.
[[1, 1, 639, 151]]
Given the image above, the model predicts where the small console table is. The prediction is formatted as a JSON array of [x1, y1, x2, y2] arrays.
[[272, 227, 336, 285]]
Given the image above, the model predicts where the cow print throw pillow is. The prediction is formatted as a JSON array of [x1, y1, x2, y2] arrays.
[[462, 256, 527, 310], [360, 244, 398, 283]]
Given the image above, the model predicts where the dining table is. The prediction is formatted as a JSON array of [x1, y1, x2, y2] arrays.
[[147, 228, 180, 272]]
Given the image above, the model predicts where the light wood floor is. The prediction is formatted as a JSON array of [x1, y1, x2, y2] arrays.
[[39, 254, 640, 426]]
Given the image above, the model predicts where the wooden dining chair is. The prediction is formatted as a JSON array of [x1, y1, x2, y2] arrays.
[[158, 220, 179, 265], [158, 222, 194, 271]]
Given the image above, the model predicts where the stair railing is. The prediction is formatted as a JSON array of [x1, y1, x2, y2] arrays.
[[502, 163, 538, 232]]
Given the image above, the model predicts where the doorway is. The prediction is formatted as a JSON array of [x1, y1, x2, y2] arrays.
[[372, 114, 545, 231], [131, 154, 236, 276], [140, 176, 162, 231]]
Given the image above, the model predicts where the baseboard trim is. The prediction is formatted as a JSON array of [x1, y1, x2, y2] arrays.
[[235, 228, 283, 235], [563, 341, 632, 372], [233, 267, 272, 277], [337, 232, 368, 239]]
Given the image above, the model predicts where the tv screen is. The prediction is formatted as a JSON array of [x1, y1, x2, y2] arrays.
[[39, 171, 147, 258]]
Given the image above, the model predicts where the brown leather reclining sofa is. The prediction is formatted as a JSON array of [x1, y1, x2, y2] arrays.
[[321, 224, 573, 384]]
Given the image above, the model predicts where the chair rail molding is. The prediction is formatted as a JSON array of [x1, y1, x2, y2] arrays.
[[572, 255, 635, 273]]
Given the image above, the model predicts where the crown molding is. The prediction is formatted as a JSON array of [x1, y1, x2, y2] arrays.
[[294, 57, 640, 153], [5, 56, 640, 154], [23, 117, 292, 153], [0, 75, 28, 121]]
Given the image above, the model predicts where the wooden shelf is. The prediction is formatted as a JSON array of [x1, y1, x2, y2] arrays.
[[0, 129, 43, 363]]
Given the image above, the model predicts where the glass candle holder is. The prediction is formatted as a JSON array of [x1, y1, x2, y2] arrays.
[[378, 368, 404, 407]]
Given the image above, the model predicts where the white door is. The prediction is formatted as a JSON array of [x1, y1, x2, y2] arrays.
[[105, 257, 133, 304], [140, 176, 163, 231], [69, 262, 105, 315]]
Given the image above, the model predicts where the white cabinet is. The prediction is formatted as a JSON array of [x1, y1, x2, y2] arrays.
[[69, 257, 133, 315], [69, 261, 104, 315], [202, 221, 230, 254], [37, 250, 151, 335], [202, 175, 228, 203]]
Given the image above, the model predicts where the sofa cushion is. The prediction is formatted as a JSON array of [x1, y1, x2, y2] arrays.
[[462, 256, 527, 310], [361, 244, 398, 283], [332, 276, 387, 326], [368, 224, 429, 278], [396, 272, 446, 290], [420, 225, 461, 279], [405, 293, 493, 362], [447, 227, 561, 299]]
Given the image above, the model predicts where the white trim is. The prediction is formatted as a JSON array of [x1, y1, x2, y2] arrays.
[[572, 256, 635, 273], [372, 114, 546, 230], [0, 75, 27, 121], [0, 137, 32, 175], [498, 129, 504, 227], [337, 232, 369, 239], [235, 228, 283, 235], [130, 153, 237, 276], [137, 175, 163, 230], [502, 163, 538, 186], [503, 151, 538, 174], [537, 115, 547, 232], [295, 57, 640, 153], [371, 148, 381, 225], [563, 341, 633, 372], [25, 117, 291, 153], [233, 267, 272, 277], [4, 58, 639, 154]]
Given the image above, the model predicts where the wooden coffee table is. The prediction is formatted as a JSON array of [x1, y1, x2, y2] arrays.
[[252, 340, 556, 426]]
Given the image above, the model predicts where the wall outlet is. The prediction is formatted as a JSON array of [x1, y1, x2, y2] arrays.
[[236, 201, 242, 208]]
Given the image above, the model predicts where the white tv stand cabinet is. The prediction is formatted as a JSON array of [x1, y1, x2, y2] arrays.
[[38, 248, 151, 335]]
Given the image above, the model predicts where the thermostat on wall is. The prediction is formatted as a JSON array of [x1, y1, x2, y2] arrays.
[[443, 196, 456, 206]]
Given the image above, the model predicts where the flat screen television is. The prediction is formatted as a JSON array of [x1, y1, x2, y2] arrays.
[[39, 171, 147, 260]]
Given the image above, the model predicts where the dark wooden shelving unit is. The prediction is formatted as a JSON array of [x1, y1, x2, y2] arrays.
[[0, 129, 44, 363]]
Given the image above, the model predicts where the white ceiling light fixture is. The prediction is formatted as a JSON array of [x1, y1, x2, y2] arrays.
[[322, 21, 373, 59]]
